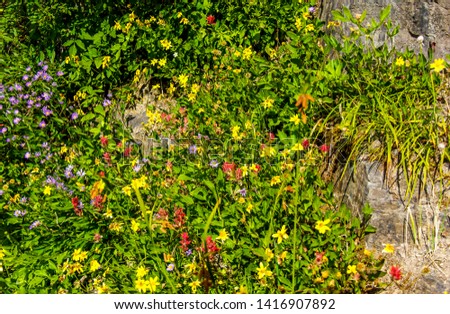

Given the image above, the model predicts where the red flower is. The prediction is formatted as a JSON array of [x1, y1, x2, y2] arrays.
[[71, 197, 83, 216], [124, 146, 132, 157], [389, 265, 402, 280], [319, 144, 329, 153], [235, 168, 243, 180], [302, 139, 310, 149], [205, 235, 219, 253], [174, 207, 186, 228], [103, 152, 111, 163], [315, 251, 326, 264], [93, 233, 102, 243], [100, 136, 108, 146], [99, 171, 105, 177], [222, 162, 235, 173], [206, 15, 216, 25], [180, 232, 191, 251], [268, 132, 275, 141]]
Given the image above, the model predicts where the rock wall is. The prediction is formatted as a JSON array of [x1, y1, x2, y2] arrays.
[[319, 0, 450, 58]]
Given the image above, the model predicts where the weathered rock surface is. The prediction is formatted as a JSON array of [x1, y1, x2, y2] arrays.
[[332, 158, 450, 293], [319, 0, 450, 58]]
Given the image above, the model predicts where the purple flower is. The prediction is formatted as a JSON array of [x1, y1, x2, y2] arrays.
[[13, 117, 21, 125], [26, 66, 31, 71], [107, 91, 112, 98], [42, 106, 53, 116], [46, 175, 57, 185], [309, 6, 316, 13], [13, 109, 19, 115], [14, 210, 27, 217], [71, 112, 79, 120], [41, 92, 51, 101], [239, 188, 247, 197], [22, 75, 29, 81], [209, 159, 219, 168], [103, 99, 111, 107], [14, 83, 22, 91], [39, 120, 47, 128], [20, 197, 28, 203], [25, 81, 32, 88], [189, 145, 197, 155], [38, 61, 44, 66], [42, 65, 48, 71], [42, 73, 53, 81], [29, 220, 41, 230], [42, 142, 49, 149], [34, 151, 41, 157], [1, 127, 7, 134], [185, 249, 192, 256], [133, 163, 142, 172], [0, 190, 3, 196], [56, 71, 64, 76], [9, 97, 19, 105]]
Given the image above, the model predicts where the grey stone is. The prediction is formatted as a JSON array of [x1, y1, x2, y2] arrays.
[[319, 0, 450, 58]]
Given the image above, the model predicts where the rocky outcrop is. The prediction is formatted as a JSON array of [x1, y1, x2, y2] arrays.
[[319, 0, 450, 58]]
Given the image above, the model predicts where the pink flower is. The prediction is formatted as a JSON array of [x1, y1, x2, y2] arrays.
[[319, 144, 329, 153], [389, 265, 402, 280], [100, 136, 108, 146], [268, 132, 275, 141], [302, 139, 310, 149]]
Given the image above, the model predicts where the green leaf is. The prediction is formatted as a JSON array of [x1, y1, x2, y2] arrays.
[[94, 105, 105, 116], [180, 195, 194, 205], [69, 44, 77, 57], [380, 5, 391, 22], [75, 40, 86, 51]]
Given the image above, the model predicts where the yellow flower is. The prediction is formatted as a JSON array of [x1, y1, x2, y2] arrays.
[[246, 203, 254, 213], [290, 114, 301, 125], [178, 74, 188, 88], [151, 59, 158, 66], [90, 260, 101, 272], [295, 17, 302, 31], [270, 176, 281, 186], [216, 229, 229, 241], [177, 12, 183, 18], [242, 46, 253, 60], [109, 222, 123, 232], [303, 12, 311, 19], [305, 24, 314, 32], [315, 219, 331, 234], [160, 39, 172, 50], [180, 17, 189, 24], [136, 266, 148, 278], [65, 56, 71, 64], [234, 50, 241, 58], [347, 264, 357, 275], [0, 248, 5, 260], [430, 58, 446, 73], [163, 253, 174, 262], [244, 120, 252, 130], [364, 249, 372, 257], [122, 185, 132, 196], [189, 280, 201, 293], [262, 98, 274, 109], [167, 83, 176, 94], [191, 83, 200, 94], [158, 58, 167, 67], [265, 248, 274, 262], [256, 262, 273, 279], [70, 262, 83, 274], [382, 243, 395, 253], [291, 143, 304, 151], [114, 21, 121, 31], [43, 185, 52, 195], [185, 263, 196, 273], [135, 279, 147, 293], [241, 165, 248, 177], [103, 208, 113, 219], [272, 225, 289, 244], [146, 276, 160, 293], [188, 93, 196, 102], [250, 164, 259, 172], [131, 219, 140, 232], [72, 249, 88, 262], [277, 251, 288, 264], [97, 283, 109, 294], [395, 57, 405, 67], [236, 285, 248, 294], [102, 56, 111, 69]]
